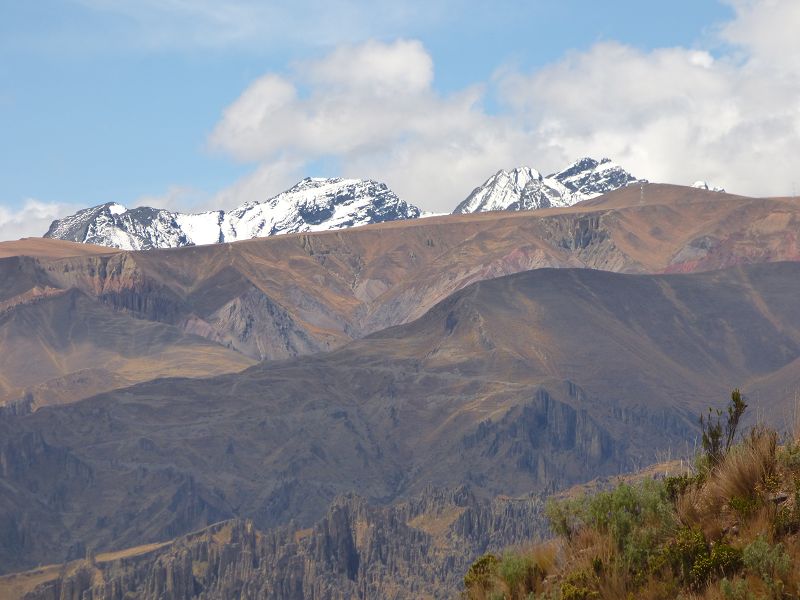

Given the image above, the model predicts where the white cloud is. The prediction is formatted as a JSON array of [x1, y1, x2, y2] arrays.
[[0, 200, 79, 241], [209, 40, 449, 162], [209, 39, 547, 210], [720, 0, 800, 71], [498, 0, 800, 197], [132, 185, 203, 212], [211, 159, 304, 210], [209, 1, 800, 211], [303, 39, 434, 94]]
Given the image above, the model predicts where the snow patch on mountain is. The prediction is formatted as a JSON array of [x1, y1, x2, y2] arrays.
[[692, 181, 726, 193], [45, 178, 420, 250]]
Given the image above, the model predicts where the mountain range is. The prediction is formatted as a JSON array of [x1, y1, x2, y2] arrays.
[[4, 183, 797, 411], [43, 158, 640, 250], [2, 258, 799, 579], [2, 185, 800, 582], [3, 176, 799, 598]]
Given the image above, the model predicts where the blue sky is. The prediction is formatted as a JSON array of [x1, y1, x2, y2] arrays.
[[2, 0, 799, 239]]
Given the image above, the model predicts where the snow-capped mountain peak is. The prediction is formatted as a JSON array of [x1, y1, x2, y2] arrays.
[[45, 177, 420, 250], [453, 157, 641, 214], [107, 203, 127, 215], [692, 180, 726, 193]]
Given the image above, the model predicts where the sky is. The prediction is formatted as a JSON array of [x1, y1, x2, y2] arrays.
[[1, 0, 799, 240]]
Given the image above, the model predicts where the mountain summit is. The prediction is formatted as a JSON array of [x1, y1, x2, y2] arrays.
[[453, 157, 640, 214], [45, 159, 645, 250], [44, 178, 421, 250]]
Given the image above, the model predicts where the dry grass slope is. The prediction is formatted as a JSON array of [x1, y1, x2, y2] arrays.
[[464, 399, 800, 599]]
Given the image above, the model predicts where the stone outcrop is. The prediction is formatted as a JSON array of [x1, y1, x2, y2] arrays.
[[19, 488, 547, 600]]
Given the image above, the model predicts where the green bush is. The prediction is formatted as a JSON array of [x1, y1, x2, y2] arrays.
[[689, 554, 714, 588], [662, 527, 707, 585], [710, 543, 743, 576], [560, 581, 596, 600], [464, 553, 499, 592], [742, 536, 790, 595], [720, 577, 756, 600], [777, 440, 800, 469], [545, 497, 584, 540], [663, 473, 695, 502], [662, 530, 742, 589], [729, 494, 758, 519], [547, 479, 674, 576], [498, 553, 540, 597]]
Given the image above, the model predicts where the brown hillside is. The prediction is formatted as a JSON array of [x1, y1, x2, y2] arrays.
[[0, 238, 115, 259], [2, 262, 799, 573], [1, 185, 798, 408]]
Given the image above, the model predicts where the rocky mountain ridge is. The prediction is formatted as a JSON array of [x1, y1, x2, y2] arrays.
[[44, 178, 421, 251], [43, 158, 642, 250], [42, 158, 733, 251], [452, 157, 641, 213]]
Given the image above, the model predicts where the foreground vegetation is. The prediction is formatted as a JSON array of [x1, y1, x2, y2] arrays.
[[464, 391, 800, 599]]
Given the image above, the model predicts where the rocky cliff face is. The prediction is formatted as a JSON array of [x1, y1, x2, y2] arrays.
[[17, 488, 547, 600]]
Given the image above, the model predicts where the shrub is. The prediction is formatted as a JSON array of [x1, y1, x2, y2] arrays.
[[700, 389, 747, 466], [663, 473, 695, 503], [546, 498, 584, 541], [498, 553, 539, 598], [661, 527, 707, 585], [660, 532, 741, 589], [710, 543, 743, 576], [689, 554, 714, 588], [464, 553, 499, 592], [720, 577, 756, 600], [729, 494, 758, 519], [777, 440, 800, 470], [547, 479, 675, 578], [560, 581, 596, 600], [742, 536, 790, 595]]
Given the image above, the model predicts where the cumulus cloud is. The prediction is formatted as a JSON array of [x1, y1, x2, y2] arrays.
[[720, 0, 800, 71], [210, 40, 459, 161], [210, 39, 546, 210], [0, 200, 79, 241], [211, 0, 800, 211], [132, 185, 205, 212], [211, 159, 305, 210], [503, 24, 800, 196]]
